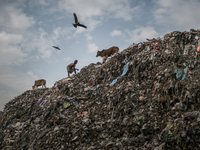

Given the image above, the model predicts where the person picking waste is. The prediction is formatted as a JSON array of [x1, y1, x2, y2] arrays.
[[66, 60, 79, 77]]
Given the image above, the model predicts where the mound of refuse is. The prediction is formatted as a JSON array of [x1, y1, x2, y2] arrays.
[[1, 29, 200, 150]]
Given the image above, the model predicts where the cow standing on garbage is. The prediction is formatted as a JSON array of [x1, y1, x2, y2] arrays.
[[96, 46, 119, 62], [32, 79, 46, 90]]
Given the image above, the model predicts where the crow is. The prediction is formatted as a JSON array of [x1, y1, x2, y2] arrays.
[[52, 46, 61, 50], [73, 13, 87, 28]]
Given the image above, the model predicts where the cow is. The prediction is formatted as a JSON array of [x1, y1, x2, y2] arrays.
[[32, 79, 46, 90], [96, 46, 119, 62]]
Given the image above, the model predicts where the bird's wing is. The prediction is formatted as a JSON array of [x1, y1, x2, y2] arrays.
[[73, 13, 78, 23], [53, 46, 60, 50], [78, 23, 87, 28]]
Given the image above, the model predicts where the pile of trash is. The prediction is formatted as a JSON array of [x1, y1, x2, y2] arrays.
[[1, 29, 200, 150]]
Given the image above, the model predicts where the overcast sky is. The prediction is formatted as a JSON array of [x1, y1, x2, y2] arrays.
[[0, 0, 200, 111]]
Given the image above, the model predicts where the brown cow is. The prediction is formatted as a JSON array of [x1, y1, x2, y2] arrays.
[[96, 46, 119, 62], [32, 79, 46, 90]]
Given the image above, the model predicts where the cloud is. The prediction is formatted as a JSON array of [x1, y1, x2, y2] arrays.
[[53, 27, 72, 41], [155, 0, 176, 7], [0, 29, 59, 66], [87, 43, 99, 53], [125, 26, 159, 44], [64, 57, 72, 62], [0, 31, 27, 65], [0, 2, 35, 31], [85, 18, 102, 31], [53, 27, 63, 40], [34, 0, 50, 6], [111, 2, 140, 21], [0, 1, 56, 64], [21, 27, 72, 60], [0, 31, 23, 44], [73, 27, 87, 35], [110, 30, 122, 37], [58, 0, 140, 30], [27, 71, 38, 79], [0, 1, 72, 63], [85, 34, 93, 41], [25, 28, 53, 59], [153, 0, 200, 30]]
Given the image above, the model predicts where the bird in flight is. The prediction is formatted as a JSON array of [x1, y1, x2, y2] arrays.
[[73, 13, 87, 29], [52, 46, 61, 50]]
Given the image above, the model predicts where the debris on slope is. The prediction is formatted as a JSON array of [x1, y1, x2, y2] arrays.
[[1, 29, 200, 150]]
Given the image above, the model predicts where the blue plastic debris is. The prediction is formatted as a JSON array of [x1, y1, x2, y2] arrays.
[[32, 93, 47, 115], [182, 66, 188, 80], [121, 62, 130, 76], [110, 77, 119, 86], [108, 76, 111, 81], [110, 62, 130, 86], [173, 66, 188, 80], [174, 69, 183, 80]]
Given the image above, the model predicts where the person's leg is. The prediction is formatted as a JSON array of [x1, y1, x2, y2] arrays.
[[67, 66, 71, 77]]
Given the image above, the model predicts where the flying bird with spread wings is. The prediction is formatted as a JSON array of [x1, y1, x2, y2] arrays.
[[52, 46, 61, 50], [73, 13, 87, 29]]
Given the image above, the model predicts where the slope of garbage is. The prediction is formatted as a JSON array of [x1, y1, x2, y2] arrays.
[[1, 29, 200, 150]]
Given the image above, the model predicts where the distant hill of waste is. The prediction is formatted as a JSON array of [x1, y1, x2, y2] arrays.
[[1, 29, 200, 150]]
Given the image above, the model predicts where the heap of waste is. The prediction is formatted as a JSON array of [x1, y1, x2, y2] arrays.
[[1, 29, 200, 150]]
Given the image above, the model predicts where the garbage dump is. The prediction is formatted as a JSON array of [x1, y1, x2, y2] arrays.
[[1, 29, 200, 150]]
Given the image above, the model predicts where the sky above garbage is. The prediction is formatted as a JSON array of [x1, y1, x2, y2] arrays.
[[0, 0, 200, 111]]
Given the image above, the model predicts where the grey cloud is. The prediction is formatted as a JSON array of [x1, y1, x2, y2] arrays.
[[58, 0, 140, 30], [0, 2, 35, 31], [153, 0, 200, 30], [125, 26, 159, 44], [0, 31, 27, 65], [110, 30, 122, 37], [87, 43, 99, 53]]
